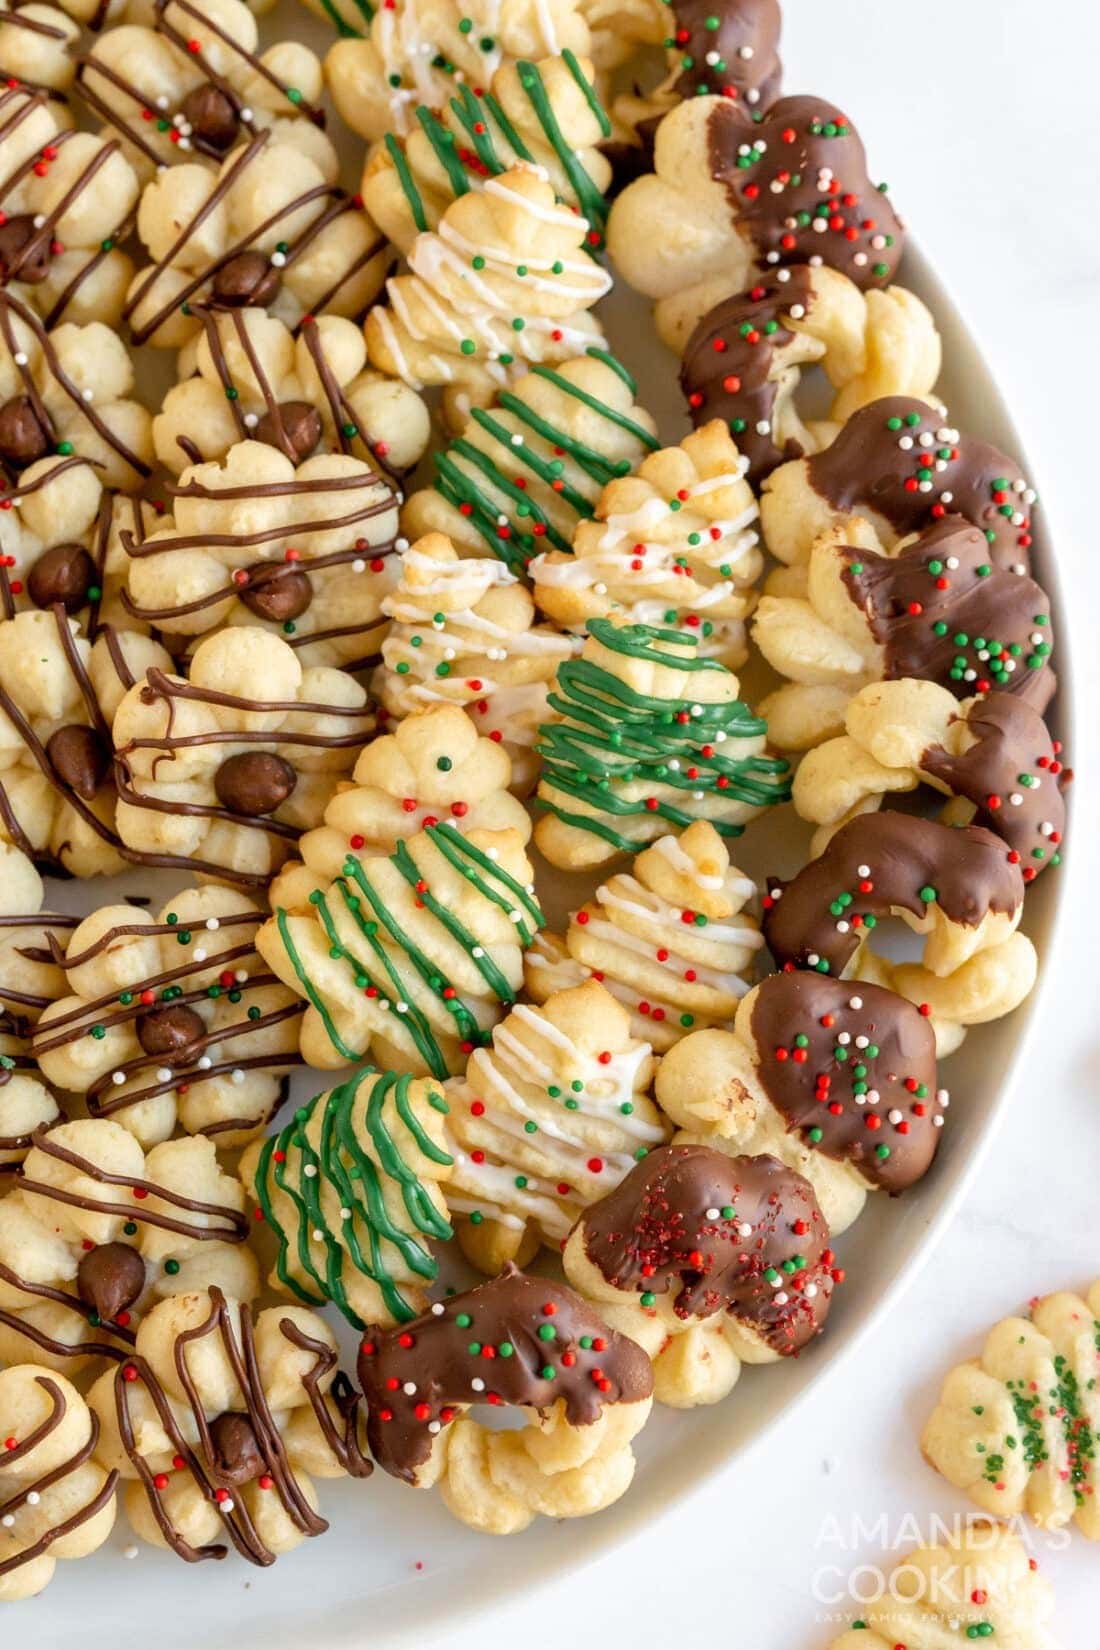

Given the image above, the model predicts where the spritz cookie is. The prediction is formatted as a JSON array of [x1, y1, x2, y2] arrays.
[[656, 971, 946, 1234], [525, 821, 763, 1052], [33, 885, 303, 1147], [357, 1265, 653, 1534], [534, 616, 790, 872], [87, 1287, 371, 1566], [563, 1142, 835, 1407], [111, 627, 374, 885], [444, 979, 666, 1272], [752, 515, 1055, 751], [761, 811, 1036, 1054], [240, 1066, 454, 1328], [373, 531, 575, 794], [0, 1117, 257, 1370], [923, 1281, 1100, 1540], [531, 419, 763, 670], [400, 350, 658, 574], [0, 1365, 116, 1602]]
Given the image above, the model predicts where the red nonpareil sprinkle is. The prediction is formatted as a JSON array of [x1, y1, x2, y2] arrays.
[[414, 1402, 431, 1420], [402, 797, 418, 812], [361, 1340, 376, 1356], [397, 1332, 415, 1349], [154, 1473, 170, 1491], [122, 1365, 139, 1382], [132, 1187, 148, 1200], [258, 1474, 274, 1490], [469, 1099, 485, 1116], [349, 833, 365, 849]]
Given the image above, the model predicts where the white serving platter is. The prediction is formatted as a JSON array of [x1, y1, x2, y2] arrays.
[[6, 17, 1071, 1645]]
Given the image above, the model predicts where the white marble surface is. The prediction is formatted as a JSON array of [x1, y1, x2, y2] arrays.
[[436, 1, 1100, 1643]]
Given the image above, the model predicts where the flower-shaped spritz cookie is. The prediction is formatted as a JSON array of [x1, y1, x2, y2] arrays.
[[0, 1366, 116, 1602], [88, 1288, 371, 1566], [923, 1281, 1100, 1540], [826, 1524, 1060, 1650], [445, 980, 666, 1273], [258, 708, 540, 1077], [373, 531, 575, 794], [0, 606, 172, 877], [0, 88, 139, 328], [525, 821, 762, 1051], [401, 350, 659, 574], [531, 420, 762, 669], [366, 163, 610, 422], [112, 628, 374, 885], [0, 1117, 257, 1370], [535, 616, 790, 871], [563, 1142, 835, 1407], [121, 439, 399, 667], [656, 971, 946, 1234], [240, 1066, 454, 1328], [357, 1265, 652, 1534], [603, 0, 781, 123], [33, 885, 303, 1147], [359, 52, 610, 252]]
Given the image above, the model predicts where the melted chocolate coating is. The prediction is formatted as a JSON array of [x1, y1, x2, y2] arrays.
[[210, 251, 282, 309], [681, 266, 816, 481], [921, 695, 1068, 880], [358, 1266, 653, 1483], [254, 401, 323, 463], [807, 398, 1035, 572], [214, 752, 297, 816], [668, 0, 782, 106], [0, 395, 50, 468], [76, 1241, 146, 1321], [46, 724, 112, 801], [27, 545, 97, 614], [582, 1142, 833, 1350], [749, 974, 944, 1192], [763, 813, 1025, 978], [838, 516, 1054, 710], [237, 566, 314, 623], [0, 214, 50, 284], [706, 94, 904, 290]]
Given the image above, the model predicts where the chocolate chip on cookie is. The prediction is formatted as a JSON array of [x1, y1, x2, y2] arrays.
[[28, 544, 98, 614], [46, 725, 112, 801], [214, 752, 297, 816]]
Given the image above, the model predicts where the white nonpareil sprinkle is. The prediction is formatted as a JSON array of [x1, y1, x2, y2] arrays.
[[471, 1377, 485, 1392], [402, 1381, 417, 1395], [848, 995, 863, 1010], [704, 1207, 721, 1221], [124, 1544, 139, 1559], [431, 1302, 445, 1316], [304, 1164, 318, 1178], [738, 1222, 752, 1237]]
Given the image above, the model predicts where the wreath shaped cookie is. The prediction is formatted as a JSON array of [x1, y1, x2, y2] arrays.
[[792, 682, 1069, 878], [357, 1265, 653, 1534], [761, 811, 1036, 1053], [656, 970, 946, 1234], [562, 1142, 836, 1407], [752, 515, 1056, 751]]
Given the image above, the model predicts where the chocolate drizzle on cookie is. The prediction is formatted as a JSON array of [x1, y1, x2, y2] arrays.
[[110, 1288, 370, 1565], [32, 906, 304, 1118], [749, 974, 945, 1192], [76, 0, 324, 171], [581, 1142, 834, 1349], [0, 290, 150, 482], [807, 398, 1036, 572], [667, 0, 781, 108], [0, 13, 73, 104], [705, 94, 904, 290], [0, 1375, 118, 1580], [358, 1266, 653, 1483], [838, 516, 1055, 710], [118, 463, 397, 668], [921, 695, 1068, 881], [681, 265, 815, 481], [762, 813, 1025, 978], [119, 128, 387, 345]]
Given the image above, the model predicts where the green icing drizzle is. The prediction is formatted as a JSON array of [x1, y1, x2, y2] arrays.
[[253, 1068, 453, 1327], [315, 0, 371, 36], [432, 352, 657, 574], [537, 619, 791, 850], [279, 823, 543, 1077]]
